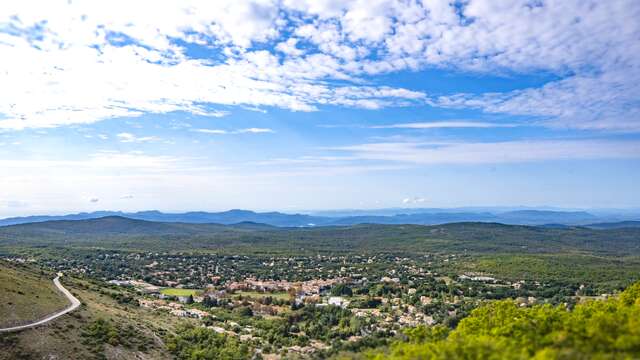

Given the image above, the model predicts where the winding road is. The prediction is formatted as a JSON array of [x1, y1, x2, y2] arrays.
[[0, 274, 81, 333]]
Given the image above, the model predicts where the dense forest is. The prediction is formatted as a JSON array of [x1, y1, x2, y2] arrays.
[[1, 216, 640, 256]]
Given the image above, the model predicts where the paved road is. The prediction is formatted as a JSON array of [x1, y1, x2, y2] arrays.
[[0, 275, 81, 332]]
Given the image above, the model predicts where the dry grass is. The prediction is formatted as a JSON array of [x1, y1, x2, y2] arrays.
[[0, 275, 194, 360], [0, 261, 68, 328]]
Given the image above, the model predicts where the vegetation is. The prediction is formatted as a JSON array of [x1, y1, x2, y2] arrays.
[[2, 217, 640, 257], [0, 275, 187, 360], [166, 324, 251, 360], [81, 318, 152, 353], [346, 282, 640, 360], [1, 218, 639, 359], [460, 254, 640, 290], [0, 260, 68, 328], [234, 290, 290, 300], [160, 288, 202, 297]]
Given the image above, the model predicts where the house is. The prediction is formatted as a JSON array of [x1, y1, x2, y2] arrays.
[[420, 296, 433, 305], [142, 285, 161, 294], [108, 280, 131, 286], [328, 296, 350, 308], [186, 308, 210, 319], [170, 309, 188, 317]]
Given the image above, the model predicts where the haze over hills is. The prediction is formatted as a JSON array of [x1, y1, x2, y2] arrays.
[[0, 208, 638, 228]]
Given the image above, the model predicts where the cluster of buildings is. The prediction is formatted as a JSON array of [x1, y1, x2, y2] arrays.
[[107, 279, 161, 294], [226, 277, 343, 296], [139, 299, 211, 319]]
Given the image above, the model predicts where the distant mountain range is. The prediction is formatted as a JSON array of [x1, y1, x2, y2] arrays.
[[0, 208, 638, 228]]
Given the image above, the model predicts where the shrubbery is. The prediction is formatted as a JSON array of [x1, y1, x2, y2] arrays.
[[357, 282, 640, 359], [165, 324, 250, 360]]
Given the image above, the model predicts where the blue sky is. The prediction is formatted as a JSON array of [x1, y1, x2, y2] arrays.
[[0, 0, 639, 216]]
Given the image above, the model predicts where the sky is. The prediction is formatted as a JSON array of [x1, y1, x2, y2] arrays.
[[0, 0, 639, 217]]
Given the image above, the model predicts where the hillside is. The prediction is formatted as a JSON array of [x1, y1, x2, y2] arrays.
[[0, 216, 235, 236], [0, 275, 187, 360], [0, 210, 326, 227], [586, 221, 640, 229], [0, 261, 68, 328], [1, 217, 639, 257], [342, 281, 640, 360]]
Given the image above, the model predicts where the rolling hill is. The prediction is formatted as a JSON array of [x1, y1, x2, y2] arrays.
[[1, 216, 639, 257]]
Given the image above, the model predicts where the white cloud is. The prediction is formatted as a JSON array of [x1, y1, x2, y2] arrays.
[[237, 128, 274, 134], [433, 72, 640, 131], [0, 0, 637, 130], [276, 38, 304, 56], [0, 1, 426, 130], [0, 151, 211, 177], [402, 197, 426, 204], [117, 133, 161, 143], [194, 128, 274, 134], [330, 139, 640, 165], [371, 121, 519, 129], [194, 129, 230, 135]]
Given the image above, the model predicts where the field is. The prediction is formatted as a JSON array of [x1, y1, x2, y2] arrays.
[[159, 288, 202, 297], [0, 261, 68, 328]]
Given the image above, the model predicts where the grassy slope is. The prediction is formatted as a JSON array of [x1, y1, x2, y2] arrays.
[[0, 276, 193, 360], [0, 261, 68, 328]]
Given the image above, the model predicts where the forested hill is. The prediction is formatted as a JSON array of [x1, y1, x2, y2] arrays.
[[1, 208, 633, 227], [0, 216, 639, 256]]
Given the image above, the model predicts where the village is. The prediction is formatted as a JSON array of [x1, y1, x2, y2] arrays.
[[3, 248, 607, 357], [78, 251, 571, 357]]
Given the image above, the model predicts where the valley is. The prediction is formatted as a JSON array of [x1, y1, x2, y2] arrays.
[[1, 217, 639, 359]]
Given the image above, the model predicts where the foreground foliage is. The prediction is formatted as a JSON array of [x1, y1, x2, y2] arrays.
[[356, 282, 640, 359], [166, 325, 250, 360]]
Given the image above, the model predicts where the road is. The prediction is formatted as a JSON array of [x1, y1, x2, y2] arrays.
[[0, 274, 81, 332]]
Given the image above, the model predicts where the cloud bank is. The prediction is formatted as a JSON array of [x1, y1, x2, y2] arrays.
[[0, 0, 637, 130]]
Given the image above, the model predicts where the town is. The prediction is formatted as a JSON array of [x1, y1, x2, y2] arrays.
[[5, 249, 601, 358]]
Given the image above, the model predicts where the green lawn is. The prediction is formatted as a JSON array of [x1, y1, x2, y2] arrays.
[[160, 288, 202, 297]]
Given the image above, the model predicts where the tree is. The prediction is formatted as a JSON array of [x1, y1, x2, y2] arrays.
[[331, 284, 353, 297]]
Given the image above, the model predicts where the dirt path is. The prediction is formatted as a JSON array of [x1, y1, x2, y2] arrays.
[[0, 274, 81, 332]]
